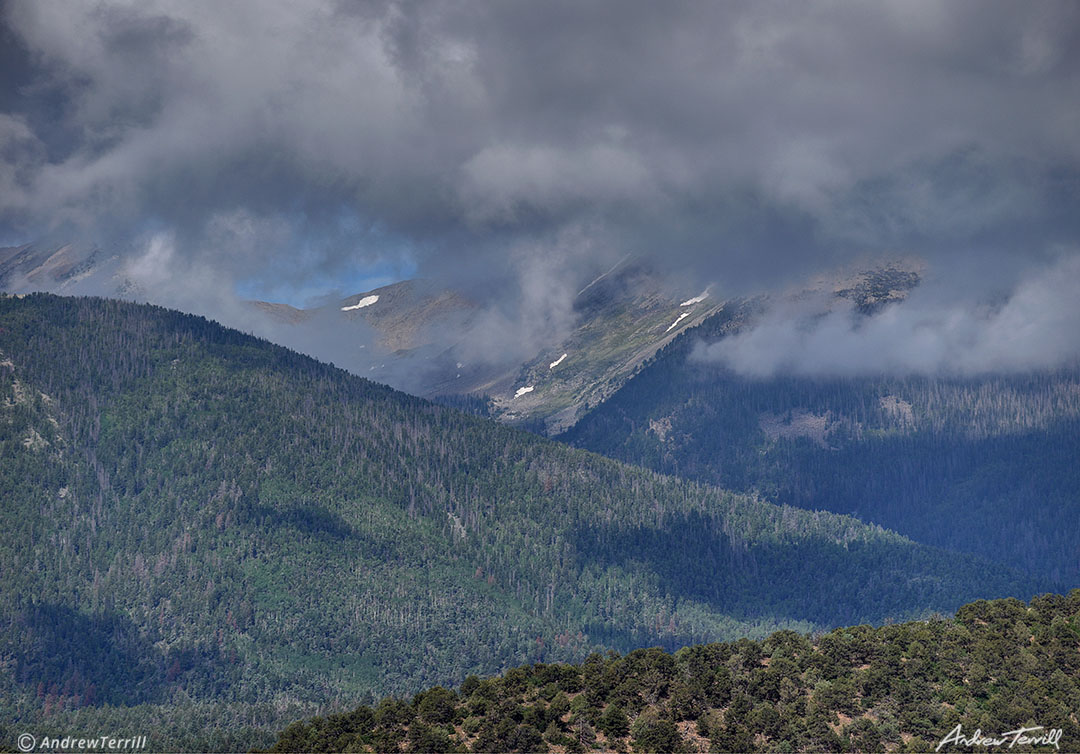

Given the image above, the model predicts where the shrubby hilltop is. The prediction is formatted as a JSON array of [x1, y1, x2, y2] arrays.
[[266, 591, 1080, 753]]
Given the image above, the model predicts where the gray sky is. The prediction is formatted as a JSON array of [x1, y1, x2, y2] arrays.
[[2, 0, 1079, 375]]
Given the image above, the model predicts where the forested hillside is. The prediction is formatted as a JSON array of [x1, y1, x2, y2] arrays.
[[267, 591, 1080, 753], [564, 304, 1080, 586], [0, 294, 1041, 750]]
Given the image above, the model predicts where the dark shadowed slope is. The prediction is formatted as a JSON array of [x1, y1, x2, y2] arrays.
[[564, 304, 1080, 587]]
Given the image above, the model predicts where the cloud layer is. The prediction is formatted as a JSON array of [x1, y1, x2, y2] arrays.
[[695, 252, 1080, 377], [2, 0, 1079, 375]]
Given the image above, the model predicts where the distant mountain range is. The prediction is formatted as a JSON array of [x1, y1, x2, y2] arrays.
[[0, 241, 928, 437], [6, 245, 1075, 588], [0, 293, 1040, 750], [0, 243, 728, 434], [9, 245, 1075, 589], [240, 258, 929, 436]]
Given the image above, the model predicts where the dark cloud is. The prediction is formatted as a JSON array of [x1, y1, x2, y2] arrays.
[[1, 0, 1078, 375]]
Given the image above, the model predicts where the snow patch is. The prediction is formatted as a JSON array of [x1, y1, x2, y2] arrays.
[[514, 385, 535, 398], [665, 312, 690, 333], [680, 289, 710, 306], [341, 295, 379, 311], [549, 353, 568, 369]]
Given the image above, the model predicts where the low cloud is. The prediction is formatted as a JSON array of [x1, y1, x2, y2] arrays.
[[694, 253, 1080, 377]]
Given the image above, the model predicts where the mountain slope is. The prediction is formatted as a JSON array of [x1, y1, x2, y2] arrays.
[[562, 301, 1080, 586], [0, 293, 1041, 749], [252, 260, 724, 433], [0, 243, 119, 293]]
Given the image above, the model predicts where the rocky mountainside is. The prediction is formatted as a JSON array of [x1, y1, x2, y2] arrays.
[[0, 242, 122, 294], [252, 259, 726, 434]]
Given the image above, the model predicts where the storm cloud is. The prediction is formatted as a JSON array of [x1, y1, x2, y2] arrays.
[[2, 0, 1079, 375]]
